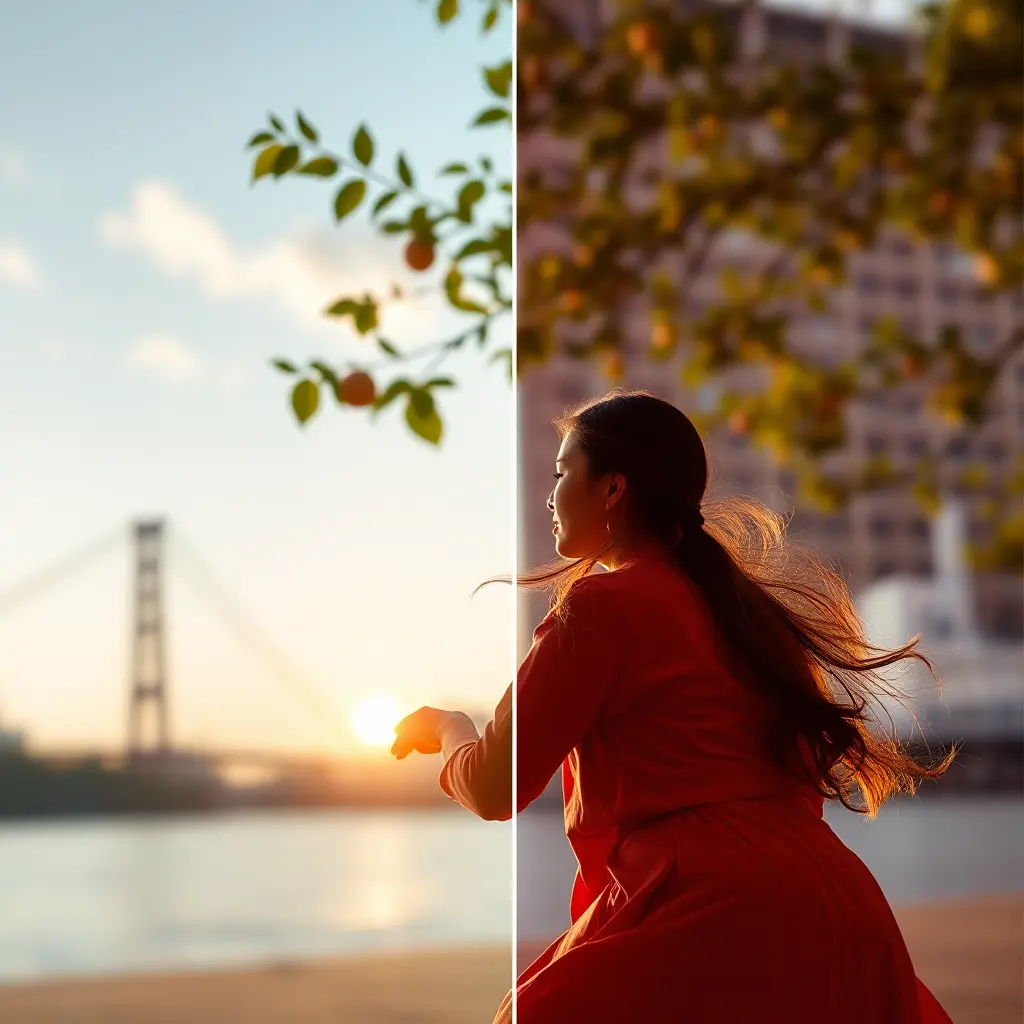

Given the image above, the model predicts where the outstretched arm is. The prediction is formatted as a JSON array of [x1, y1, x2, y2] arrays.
[[437, 684, 512, 822]]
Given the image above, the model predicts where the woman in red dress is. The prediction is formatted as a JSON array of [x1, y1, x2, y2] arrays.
[[393, 390, 956, 1023]]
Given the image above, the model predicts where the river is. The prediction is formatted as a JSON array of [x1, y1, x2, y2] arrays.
[[0, 796, 1018, 983]]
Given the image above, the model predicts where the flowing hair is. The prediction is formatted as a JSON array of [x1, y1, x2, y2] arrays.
[[486, 388, 956, 818]]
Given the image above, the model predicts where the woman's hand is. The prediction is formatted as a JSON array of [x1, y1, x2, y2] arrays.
[[391, 706, 458, 760]]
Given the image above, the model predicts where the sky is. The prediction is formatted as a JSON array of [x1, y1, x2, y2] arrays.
[[0, 0, 515, 755]]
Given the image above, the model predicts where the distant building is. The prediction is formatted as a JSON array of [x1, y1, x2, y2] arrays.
[[518, 0, 1024, 656], [857, 503, 1023, 743]]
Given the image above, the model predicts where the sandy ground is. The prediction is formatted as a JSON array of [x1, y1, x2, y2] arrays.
[[0, 896, 1018, 1023]]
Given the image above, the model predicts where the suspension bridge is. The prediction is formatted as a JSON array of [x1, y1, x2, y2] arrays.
[[0, 519, 352, 777]]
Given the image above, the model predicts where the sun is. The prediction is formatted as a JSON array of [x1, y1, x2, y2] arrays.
[[351, 696, 402, 748]]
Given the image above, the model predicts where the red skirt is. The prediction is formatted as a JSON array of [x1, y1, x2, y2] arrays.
[[504, 798, 953, 1023]]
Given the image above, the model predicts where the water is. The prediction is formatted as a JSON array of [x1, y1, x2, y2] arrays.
[[0, 808, 511, 983], [0, 798, 1019, 983], [518, 796, 1023, 940]]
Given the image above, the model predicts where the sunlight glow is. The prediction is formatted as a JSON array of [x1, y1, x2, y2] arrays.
[[352, 696, 402, 748]]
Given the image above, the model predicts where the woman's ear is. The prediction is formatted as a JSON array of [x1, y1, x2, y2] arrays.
[[605, 474, 627, 511]]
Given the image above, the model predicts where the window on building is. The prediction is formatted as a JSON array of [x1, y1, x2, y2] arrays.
[[968, 324, 996, 349], [909, 518, 930, 540], [869, 516, 893, 539], [857, 273, 881, 293], [764, 10, 828, 46], [906, 436, 929, 457], [895, 278, 919, 299], [946, 435, 969, 458], [992, 600, 1023, 638], [849, 27, 906, 59], [874, 560, 896, 579], [985, 440, 1007, 461], [866, 434, 888, 456]]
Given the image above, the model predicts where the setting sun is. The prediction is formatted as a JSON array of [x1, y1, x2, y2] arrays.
[[352, 696, 402, 748]]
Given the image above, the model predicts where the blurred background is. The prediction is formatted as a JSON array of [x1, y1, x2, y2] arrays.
[[516, 1, 1022, 1022], [0, 1, 513, 1021]]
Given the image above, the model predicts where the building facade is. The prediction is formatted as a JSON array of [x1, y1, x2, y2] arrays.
[[518, 0, 1023, 655]]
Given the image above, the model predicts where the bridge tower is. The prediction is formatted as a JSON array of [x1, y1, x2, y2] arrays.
[[127, 520, 170, 757]]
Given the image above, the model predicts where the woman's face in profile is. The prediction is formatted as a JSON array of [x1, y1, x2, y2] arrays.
[[547, 431, 609, 559]]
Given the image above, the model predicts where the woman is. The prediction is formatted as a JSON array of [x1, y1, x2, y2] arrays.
[[393, 390, 955, 1023]]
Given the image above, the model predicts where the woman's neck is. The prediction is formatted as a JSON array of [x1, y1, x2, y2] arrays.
[[599, 536, 675, 572]]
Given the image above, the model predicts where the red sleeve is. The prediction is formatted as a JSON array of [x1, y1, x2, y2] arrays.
[[438, 684, 512, 821], [516, 576, 625, 811]]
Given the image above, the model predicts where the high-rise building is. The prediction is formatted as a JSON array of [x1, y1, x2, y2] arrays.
[[518, 0, 1023, 655]]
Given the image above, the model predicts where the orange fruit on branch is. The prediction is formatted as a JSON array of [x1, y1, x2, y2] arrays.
[[337, 371, 376, 407], [405, 239, 435, 272]]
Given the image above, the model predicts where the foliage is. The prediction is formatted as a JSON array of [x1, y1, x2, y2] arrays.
[[515, 0, 1022, 570], [247, 0, 1022, 569], [249, 0, 513, 445]]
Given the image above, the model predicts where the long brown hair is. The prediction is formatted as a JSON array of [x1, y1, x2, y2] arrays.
[[498, 388, 955, 818]]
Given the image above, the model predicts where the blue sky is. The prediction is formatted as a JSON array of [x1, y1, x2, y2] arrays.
[[0, 0, 514, 754]]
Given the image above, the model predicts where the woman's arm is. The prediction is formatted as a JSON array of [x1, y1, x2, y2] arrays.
[[515, 575, 625, 811], [438, 684, 512, 821]]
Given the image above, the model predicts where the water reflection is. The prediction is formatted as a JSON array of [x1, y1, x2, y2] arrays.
[[337, 815, 437, 932], [0, 809, 511, 982]]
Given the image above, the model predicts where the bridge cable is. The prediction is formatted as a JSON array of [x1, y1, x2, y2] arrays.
[[169, 530, 349, 740]]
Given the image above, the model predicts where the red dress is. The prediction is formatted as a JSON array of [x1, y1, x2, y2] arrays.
[[442, 556, 954, 1024]]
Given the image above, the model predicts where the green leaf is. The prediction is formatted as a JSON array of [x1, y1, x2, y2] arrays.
[[442, 162, 470, 175], [291, 379, 319, 425], [482, 5, 498, 30], [273, 145, 300, 176], [457, 179, 486, 222], [299, 156, 339, 177], [425, 377, 456, 389], [372, 191, 399, 217], [353, 125, 375, 167], [374, 379, 412, 413], [247, 131, 275, 148], [309, 360, 338, 387], [268, 113, 285, 132], [397, 153, 414, 189], [253, 144, 284, 182], [334, 180, 367, 221], [456, 238, 492, 259], [381, 220, 407, 234], [406, 394, 443, 444], [437, 0, 458, 25], [354, 300, 378, 335], [271, 358, 297, 374], [378, 338, 400, 357], [295, 112, 318, 143], [325, 297, 359, 318], [483, 61, 512, 99], [473, 107, 510, 127]]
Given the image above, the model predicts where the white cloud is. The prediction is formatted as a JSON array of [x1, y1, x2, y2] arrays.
[[126, 333, 204, 383], [0, 240, 42, 290], [98, 181, 397, 332]]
